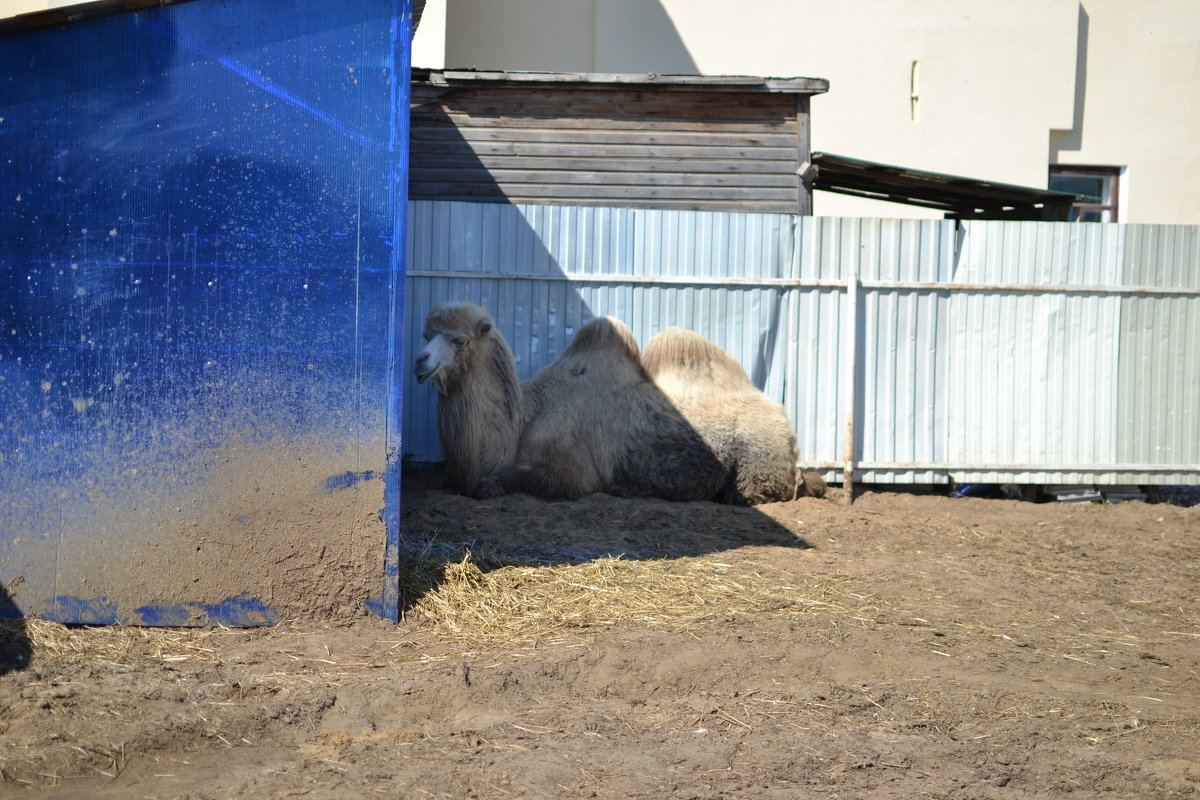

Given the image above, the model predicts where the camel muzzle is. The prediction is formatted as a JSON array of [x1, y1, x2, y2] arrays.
[[414, 354, 436, 384]]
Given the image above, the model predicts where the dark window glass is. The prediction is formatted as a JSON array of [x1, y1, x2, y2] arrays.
[[1049, 166, 1120, 222], [1049, 175, 1106, 203]]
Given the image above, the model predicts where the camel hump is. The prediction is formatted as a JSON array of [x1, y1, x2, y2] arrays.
[[563, 316, 642, 361], [643, 327, 752, 390]]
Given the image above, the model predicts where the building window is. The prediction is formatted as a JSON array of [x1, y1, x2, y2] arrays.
[[1048, 165, 1121, 222]]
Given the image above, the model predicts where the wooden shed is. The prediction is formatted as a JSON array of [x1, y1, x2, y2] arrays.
[[410, 69, 829, 214]]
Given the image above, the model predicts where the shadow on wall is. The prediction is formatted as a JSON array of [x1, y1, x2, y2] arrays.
[[591, 0, 700, 74], [1049, 4, 1089, 161], [442, 0, 699, 74], [1, 584, 33, 676]]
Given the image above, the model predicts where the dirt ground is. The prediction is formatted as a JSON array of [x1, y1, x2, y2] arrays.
[[1, 475, 1198, 799]]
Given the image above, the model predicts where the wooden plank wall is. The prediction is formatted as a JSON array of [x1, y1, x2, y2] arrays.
[[410, 84, 806, 213]]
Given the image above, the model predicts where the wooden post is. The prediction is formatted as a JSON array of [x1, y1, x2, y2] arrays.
[[843, 273, 859, 503]]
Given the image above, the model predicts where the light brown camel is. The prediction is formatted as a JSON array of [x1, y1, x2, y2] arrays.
[[414, 302, 523, 498], [642, 327, 826, 503], [502, 310, 727, 502], [416, 303, 819, 503], [416, 303, 726, 501]]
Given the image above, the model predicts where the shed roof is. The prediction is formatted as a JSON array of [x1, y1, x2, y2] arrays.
[[415, 68, 829, 96], [811, 152, 1079, 221]]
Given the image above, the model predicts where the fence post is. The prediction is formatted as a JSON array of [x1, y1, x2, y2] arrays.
[[843, 272, 860, 503]]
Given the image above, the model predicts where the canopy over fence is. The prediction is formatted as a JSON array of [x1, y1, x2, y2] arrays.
[[0, 0, 412, 625], [403, 202, 1200, 487], [810, 152, 1080, 221]]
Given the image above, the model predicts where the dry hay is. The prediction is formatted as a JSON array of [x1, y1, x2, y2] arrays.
[[399, 536, 880, 644], [14, 617, 242, 669]]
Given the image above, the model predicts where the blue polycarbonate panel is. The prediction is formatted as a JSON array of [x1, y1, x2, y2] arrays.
[[0, 0, 411, 624]]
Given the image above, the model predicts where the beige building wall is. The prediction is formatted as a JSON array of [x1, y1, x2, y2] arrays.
[[4, 0, 68, 13], [411, 0, 446, 70], [437, 0, 1200, 224], [1049, 0, 1200, 223], [639, 0, 1079, 219]]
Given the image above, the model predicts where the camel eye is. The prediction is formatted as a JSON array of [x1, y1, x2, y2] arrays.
[[451, 336, 467, 346]]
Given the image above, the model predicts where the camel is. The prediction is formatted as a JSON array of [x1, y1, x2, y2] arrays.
[[415, 302, 725, 501], [415, 302, 820, 503], [503, 310, 727, 502], [643, 327, 826, 504], [414, 302, 523, 498]]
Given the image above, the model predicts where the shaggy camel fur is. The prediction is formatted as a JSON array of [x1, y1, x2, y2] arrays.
[[643, 327, 826, 504], [416, 303, 819, 503], [416, 303, 726, 501], [505, 313, 727, 501], [414, 303, 523, 498]]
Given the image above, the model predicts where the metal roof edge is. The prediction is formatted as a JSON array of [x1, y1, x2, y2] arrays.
[[416, 68, 830, 95], [813, 152, 1080, 203]]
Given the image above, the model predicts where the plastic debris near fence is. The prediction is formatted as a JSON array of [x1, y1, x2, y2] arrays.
[[0, 0, 412, 625]]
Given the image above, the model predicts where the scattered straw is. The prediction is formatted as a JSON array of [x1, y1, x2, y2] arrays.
[[401, 542, 869, 644], [20, 617, 249, 669]]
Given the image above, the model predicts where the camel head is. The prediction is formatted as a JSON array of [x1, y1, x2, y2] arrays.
[[414, 303, 497, 392]]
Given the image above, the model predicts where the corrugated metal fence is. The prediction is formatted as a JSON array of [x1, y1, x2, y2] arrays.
[[403, 201, 1200, 486]]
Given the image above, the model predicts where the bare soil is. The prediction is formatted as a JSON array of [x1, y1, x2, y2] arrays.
[[2, 475, 1198, 799]]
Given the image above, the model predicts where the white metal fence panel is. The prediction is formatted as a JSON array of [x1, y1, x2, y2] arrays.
[[946, 222, 1125, 483], [403, 201, 1200, 486], [826, 218, 957, 483], [1117, 226, 1200, 483]]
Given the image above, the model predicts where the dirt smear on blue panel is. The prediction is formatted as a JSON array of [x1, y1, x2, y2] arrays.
[[42, 434, 388, 625]]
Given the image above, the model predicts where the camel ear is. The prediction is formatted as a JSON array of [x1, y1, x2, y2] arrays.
[[476, 319, 493, 337]]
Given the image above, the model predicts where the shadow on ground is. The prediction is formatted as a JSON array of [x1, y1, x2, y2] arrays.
[[0, 585, 32, 676], [398, 469, 814, 613]]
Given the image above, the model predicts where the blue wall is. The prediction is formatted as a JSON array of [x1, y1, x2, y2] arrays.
[[0, 0, 410, 624]]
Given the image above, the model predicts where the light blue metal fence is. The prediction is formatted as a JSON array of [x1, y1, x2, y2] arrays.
[[404, 202, 1200, 487]]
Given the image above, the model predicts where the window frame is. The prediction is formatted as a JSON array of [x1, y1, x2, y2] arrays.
[[1049, 165, 1122, 222]]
